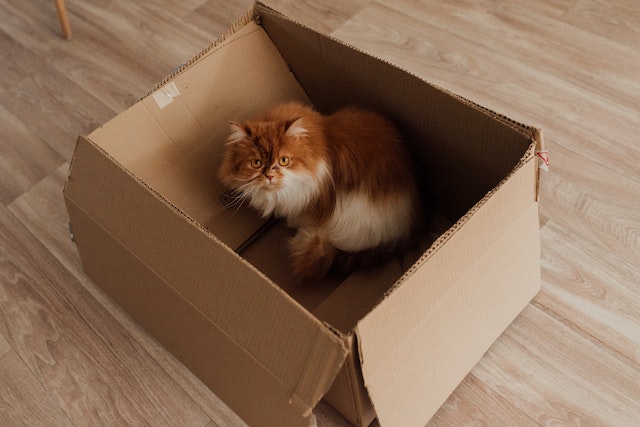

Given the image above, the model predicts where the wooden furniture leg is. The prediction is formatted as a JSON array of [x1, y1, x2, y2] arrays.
[[54, 0, 72, 40]]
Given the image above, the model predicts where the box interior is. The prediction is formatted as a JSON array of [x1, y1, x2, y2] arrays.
[[86, 12, 532, 334]]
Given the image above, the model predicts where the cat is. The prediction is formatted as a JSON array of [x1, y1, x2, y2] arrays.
[[218, 101, 421, 279]]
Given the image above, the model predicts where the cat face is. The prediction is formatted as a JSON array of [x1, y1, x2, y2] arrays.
[[220, 119, 305, 190], [218, 118, 329, 218]]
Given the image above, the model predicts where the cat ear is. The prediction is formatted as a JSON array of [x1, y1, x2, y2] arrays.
[[284, 117, 308, 138], [227, 121, 249, 145]]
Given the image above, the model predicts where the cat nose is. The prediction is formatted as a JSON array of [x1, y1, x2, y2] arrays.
[[265, 166, 277, 182]]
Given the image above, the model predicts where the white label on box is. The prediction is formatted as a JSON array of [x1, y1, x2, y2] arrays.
[[152, 81, 181, 109]]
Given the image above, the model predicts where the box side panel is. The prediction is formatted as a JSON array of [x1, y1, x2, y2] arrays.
[[64, 198, 310, 427], [87, 21, 310, 248], [359, 158, 537, 366], [360, 202, 540, 426], [258, 5, 533, 221], [356, 158, 540, 426], [63, 138, 347, 416]]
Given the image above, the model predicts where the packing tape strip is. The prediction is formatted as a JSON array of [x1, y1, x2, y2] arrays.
[[536, 150, 550, 171], [152, 81, 180, 109], [533, 128, 549, 171]]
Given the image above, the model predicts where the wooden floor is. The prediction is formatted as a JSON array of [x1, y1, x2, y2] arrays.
[[1, 0, 639, 425]]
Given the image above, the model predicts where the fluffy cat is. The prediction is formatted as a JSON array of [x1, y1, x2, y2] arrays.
[[218, 101, 421, 279]]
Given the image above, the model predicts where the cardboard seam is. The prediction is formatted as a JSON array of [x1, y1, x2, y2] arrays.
[[347, 336, 365, 427], [344, 366, 360, 427], [290, 328, 348, 416], [138, 98, 212, 170], [324, 334, 364, 427], [354, 329, 375, 425], [65, 194, 333, 411], [532, 128, 546, 202], [62, 136, 84, 195], [140, 102, 192, 166]]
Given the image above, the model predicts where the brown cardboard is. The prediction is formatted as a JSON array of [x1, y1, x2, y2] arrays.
[[356, 163, 540, 426], [65, 136, 347, 425], [64, 3, 543, 426]]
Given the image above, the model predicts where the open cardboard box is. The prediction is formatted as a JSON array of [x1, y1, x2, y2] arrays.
[[63, 3, 543, 426]]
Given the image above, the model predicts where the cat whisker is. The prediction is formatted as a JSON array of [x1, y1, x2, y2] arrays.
[[228, 196, 248, 217], [221, 182, 263, 217], [221, 190, 249, 216]]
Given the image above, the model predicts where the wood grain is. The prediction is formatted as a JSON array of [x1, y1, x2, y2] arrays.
[[473, 304, 640, 426], [1, 0, 639, 425], [0, 333, 11, 357], [0, 204, 213, 425], [429, 374, 539, 426], [0, 350, 73, 426], [8, 167, 249, 426], [0, 104, 64, 205], [562, 0, 640, 47], [536, 218, 640, 368]]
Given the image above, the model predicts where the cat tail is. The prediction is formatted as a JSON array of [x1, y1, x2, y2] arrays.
[[330, 221, 427, 277], [289, 228, 337, 280]]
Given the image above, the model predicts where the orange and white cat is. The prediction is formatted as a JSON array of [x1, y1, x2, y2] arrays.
[[218, 101, 421, 278]]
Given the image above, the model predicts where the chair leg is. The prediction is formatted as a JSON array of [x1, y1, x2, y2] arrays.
[[54, 0, 72, 40]]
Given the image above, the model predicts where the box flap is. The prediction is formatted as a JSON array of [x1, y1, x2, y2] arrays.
[[65, 196, 317, 427], [64, 136, 348, 420], [355, 158, 541, 426], [257, 3, 535, 222], [86, 18, 310, 251]]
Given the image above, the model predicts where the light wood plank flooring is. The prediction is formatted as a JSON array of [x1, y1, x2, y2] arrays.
[[1, 0, 639, 425]]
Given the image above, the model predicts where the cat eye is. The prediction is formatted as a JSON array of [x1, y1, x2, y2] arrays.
[[278, 156, 290, 166], [250, 159, 262, 168]]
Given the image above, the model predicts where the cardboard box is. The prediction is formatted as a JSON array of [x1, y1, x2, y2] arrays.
[[63, 3, 543, 426]]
